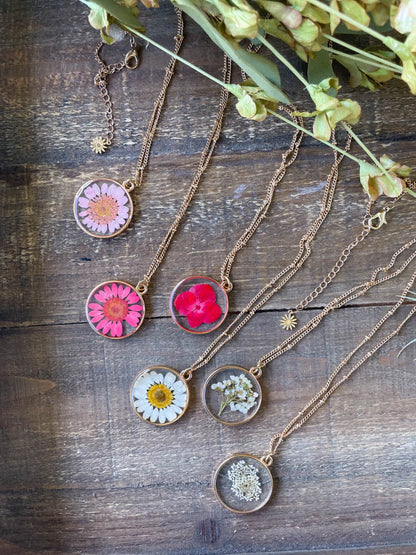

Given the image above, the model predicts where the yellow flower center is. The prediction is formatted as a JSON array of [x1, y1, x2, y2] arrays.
[[147, 384, 173, 409]]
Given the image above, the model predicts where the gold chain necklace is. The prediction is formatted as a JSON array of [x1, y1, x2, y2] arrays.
[[73, 9, 184, 239], [212, 266, 416, 513], [168, 106, 304, 334], [84, 53, 232, 339], [130, 234, 415, 426]]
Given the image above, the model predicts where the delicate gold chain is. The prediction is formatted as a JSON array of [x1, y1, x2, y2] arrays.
[[293, 183, 415, 314], [93, 34, 139, 149], [254, 238, 416, 372], [135, 54, 232, 294], [93, 8, 183, 171], [219, 105, 304, 292], [262, 267, 416, 462], [181, 131, 352, 379]]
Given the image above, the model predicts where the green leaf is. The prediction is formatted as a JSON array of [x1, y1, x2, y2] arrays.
[[307, 48, 336, 95], [291, 17, 320, 49], [257, 0, 302, 29], [313, 112, 331, 140], [79, 0, 145, 32], [340, 0, 370, 30], [172, 0, 290, 103]]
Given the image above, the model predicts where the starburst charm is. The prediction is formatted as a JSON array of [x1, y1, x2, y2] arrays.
[[91, 136, 108, 154], [280, 311, 297, 331]]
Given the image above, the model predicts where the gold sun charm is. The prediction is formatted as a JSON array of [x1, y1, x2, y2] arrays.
[[280, 311, 298, 331], [91, 136, 108, 154]]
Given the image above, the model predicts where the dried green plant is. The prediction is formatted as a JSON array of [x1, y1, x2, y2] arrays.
[[78, 0, 416, 200]]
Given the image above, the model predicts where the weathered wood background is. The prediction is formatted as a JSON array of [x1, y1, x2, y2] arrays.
[[1, 1, 416, 553]]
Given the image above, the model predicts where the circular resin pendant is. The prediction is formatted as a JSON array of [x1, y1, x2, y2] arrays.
[[202, 365, 262, 425], [86, 280, 145, 339], [213, 453, 273, 513], [170, 276, 228, 334], [74, 178, 133, 238], [130, 366, 190, 426]]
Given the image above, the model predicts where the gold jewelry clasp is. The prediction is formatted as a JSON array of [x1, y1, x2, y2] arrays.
[[125, 48, 140, 70], [369, 209, 388, 230]]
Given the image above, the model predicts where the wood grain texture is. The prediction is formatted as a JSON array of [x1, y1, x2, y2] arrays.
[[1, 1, 416, 553]]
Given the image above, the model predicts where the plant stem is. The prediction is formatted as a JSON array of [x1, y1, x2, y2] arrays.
[[307, 0, 391, 45], [123, 24, 384, 179], [257, 34, 310, 89], [322, 45, 401, 74], [322, 32, 403, 72], [268, 109, 364, 165], [124, 25, 227, 89], [341, 122, 396, 187]]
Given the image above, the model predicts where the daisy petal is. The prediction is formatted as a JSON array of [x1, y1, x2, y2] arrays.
[[78, 197, 90, 208], [125, 313, 140, 327], [164, 372, 176, 387], [102, 320, 112, 335], [165, 406, 177, 422], [150, 408, 159, 423], [120, 286, 130, 299], [127, 292, 140, 304], [129, 304, 142, 312], [158, 410, 166, 424], [96, 318, 110, 331]]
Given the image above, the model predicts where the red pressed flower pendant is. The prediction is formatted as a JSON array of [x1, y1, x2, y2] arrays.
[[74, 178, 133, 238], [170, 276, 228, 334], [86, 280, 145, 339]]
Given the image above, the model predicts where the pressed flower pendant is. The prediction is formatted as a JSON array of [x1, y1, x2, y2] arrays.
[[202, 366, 262, 425], [74, 178, 133, 238], [86, 280, 145, 339], [130, 366, 190, 426], [213, 454, 273, 513], [170, 276, 228, 334]]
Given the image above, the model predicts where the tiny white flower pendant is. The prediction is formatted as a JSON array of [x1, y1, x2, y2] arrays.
[[202, 365, 262, 425], [130, 366, 190, 426], [74, 178, 133, 238], [213, 453, 273, 513]]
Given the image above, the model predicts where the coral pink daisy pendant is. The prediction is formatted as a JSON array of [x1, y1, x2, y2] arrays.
[[74, 178, 133, 238], [86, 280, 145, 339], [170, 276, 229, 334]]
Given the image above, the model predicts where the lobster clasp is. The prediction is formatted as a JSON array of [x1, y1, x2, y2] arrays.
[[125, 48, 140, 70], [369, 208, 388, 230]]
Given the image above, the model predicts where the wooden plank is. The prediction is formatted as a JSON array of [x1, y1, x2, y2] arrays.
[[1, 302, 416, 552], [1, 0, 416, 553]]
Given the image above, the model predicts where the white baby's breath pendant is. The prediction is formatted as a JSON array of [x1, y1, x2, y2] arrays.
[[213, 453, 273, 513], [202, 365, 262, 426], [130, 366, 190, 426]]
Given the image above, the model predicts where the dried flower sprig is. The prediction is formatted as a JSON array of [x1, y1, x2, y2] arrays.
[[211, 373, 259, 416], [227, 460, 262, 502]]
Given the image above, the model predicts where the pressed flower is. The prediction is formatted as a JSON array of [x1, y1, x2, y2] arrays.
[[87, 281, 143, 337], [132, 369, 188, 424], [78, 181, 131, 235], [174, 283, 222, 328], [211, 373, 258, 416], [227, 460, 262, 502]]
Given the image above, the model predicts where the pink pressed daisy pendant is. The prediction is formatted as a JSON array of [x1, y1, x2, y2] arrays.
[[74, 178, 133, 238], [86, 280, 145, 339], [169, 276, 229, 334]]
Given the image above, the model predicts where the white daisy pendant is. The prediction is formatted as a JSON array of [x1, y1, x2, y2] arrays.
[[130, 366, 190, 426], [74, 178, 133, 238], [213, 453, 273, 514], [202, 365, 262, 426]]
